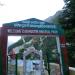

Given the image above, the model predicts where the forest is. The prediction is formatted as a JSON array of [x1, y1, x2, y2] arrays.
[[46, 0, 75, 67]]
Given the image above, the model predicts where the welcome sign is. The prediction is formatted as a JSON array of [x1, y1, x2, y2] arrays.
[[3, 18, 62, 35], [0, 18, 69, 75]]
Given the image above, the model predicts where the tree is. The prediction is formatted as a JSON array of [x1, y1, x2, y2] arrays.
[[46, 0, 75, 67], [58, 0, 75, 67]]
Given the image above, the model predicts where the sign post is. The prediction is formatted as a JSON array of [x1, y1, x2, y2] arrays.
[[0, 18, 69, 75]]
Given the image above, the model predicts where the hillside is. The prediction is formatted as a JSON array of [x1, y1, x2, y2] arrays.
[[45, 10, 63, 24]]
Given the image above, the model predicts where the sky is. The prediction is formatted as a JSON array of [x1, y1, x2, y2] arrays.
[[0, 0, 64, 27], [8, 36, 21, 46], [0, 0, 64, 46]]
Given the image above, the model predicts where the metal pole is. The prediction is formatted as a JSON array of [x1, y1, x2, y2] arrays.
[[23, 52, 26, 75], [15, 54, 18, 75], [46, 50, 50, 75], [7, 56, 8, 75], [56, 36, 64, 75]]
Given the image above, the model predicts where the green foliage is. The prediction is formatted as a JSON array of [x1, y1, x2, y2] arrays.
[[67, 46, 75, 67], [63, 0, 75, 28], [8, 36, 58, 64], [17, 48, 24, 59], [53, 0, 75, 67], [63, 0, 75, 62], [46, 0, 75, 67]]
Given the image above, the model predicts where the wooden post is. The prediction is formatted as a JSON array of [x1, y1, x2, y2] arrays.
[[0, 28, 2, 75], [59, 36, 69, 75], [0, 27, 8, 75], [0, 48, 2, 75]]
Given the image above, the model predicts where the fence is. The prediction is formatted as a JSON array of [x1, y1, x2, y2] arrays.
[[0, 53, 75, 75]]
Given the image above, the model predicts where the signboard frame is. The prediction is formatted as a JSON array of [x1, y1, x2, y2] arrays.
[[0, 18, 69, 75]]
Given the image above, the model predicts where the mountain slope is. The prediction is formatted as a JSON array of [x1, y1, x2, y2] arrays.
[[45, 10, 63, 24]]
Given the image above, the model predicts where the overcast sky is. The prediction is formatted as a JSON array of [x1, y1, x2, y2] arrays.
[[0, 0, 64, 46], [0, 0, 64, 27]]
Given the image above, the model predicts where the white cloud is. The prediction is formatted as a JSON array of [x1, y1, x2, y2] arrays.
[[0, 0, 64, 26], [8, 36, 21, 46]]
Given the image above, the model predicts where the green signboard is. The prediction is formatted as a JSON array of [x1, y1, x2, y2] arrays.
[[3, 18, 63, 35]]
